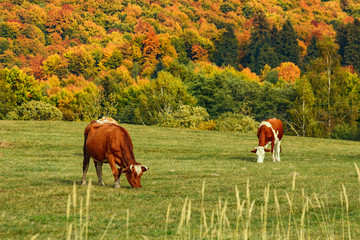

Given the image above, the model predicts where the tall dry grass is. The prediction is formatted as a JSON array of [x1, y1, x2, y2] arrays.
[[63, 164, 360, 240]]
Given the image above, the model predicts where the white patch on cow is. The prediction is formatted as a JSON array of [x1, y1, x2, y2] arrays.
[[256, 146, 265, 163], [259, 121, 272, 128], [130, 165, 142, 175], [96, 117, 118, 125]]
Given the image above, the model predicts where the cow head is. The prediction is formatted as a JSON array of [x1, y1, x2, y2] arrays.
[[251, 147, 271, 163], [122, 164, 149, 188]]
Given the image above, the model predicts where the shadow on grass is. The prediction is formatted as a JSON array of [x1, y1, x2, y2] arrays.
[[47, 178, 78, 185], [46, 177, 134, 190], [227, 155, 256, 162]]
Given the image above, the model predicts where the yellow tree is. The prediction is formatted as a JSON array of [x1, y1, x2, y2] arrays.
[[276, 62, 301, 84]]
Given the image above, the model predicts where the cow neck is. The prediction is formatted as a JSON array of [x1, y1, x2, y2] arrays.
[[121, 145, 137, 167]]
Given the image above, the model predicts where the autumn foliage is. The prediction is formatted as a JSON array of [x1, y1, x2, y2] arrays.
[[1, 0, 360, 138]]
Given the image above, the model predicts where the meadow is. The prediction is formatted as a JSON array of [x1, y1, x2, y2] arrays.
[[0, 120, 360, 239]]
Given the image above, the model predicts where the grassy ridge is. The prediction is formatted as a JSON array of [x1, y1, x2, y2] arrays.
[[0, 120, 360, 239]]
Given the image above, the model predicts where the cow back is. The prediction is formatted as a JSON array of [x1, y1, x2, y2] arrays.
[[85, 123, 136, 166], [266, 118, 283, 141]]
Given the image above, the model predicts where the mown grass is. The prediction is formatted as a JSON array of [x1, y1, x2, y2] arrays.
[[0, 120, 360, 239]]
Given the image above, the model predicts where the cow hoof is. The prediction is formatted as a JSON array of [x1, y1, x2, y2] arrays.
[[114, 183, 120, 188], [99, 182, 106, 186], [81, 181, 86, 186]]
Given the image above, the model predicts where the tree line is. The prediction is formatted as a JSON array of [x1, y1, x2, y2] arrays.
[[1, 1, 360, 140]]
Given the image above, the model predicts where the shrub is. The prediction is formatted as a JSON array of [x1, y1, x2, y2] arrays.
[[331, 123, 360, 141], [158, 105, 210, 129], [7, 101, 63, 120], [197, 120, 216, 131], [136, 71, 196, 125], [216, 112, 258, 133]]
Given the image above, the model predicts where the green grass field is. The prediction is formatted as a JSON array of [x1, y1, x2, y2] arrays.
[[0, 120, 360, 239]]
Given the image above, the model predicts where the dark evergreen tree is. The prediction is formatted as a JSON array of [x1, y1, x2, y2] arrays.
[[276, 19, 299, 65], [343, 18, 360, 72], [303, 36, 319, 69], [213, 25, 240, 69], [241, 11, 279, 74], [336, 18, 360, 72], [270, 26, 280, 50], [336, 23, 348, 59], [246, 41, 279, 74]]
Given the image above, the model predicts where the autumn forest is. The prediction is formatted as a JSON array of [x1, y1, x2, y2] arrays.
[[2, 0, 360, 139]]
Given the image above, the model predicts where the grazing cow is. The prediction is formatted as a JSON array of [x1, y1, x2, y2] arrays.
[[81, 120, 148, 188], [251, 118, 283, 163]]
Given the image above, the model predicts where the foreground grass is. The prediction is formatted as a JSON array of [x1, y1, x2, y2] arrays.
[[0, 120, 359, 239]]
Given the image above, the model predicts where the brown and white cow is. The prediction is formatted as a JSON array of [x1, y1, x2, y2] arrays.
[[251, 118, 283, 163], [81, 120, 148, 188]]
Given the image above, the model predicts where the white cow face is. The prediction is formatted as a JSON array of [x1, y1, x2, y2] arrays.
[[256, 146, 265, 163]]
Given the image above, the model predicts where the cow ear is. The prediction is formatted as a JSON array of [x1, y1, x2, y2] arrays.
[[122, 166, 131, 173], [142, 165, 149, 172], [251, 149, 257, 153]]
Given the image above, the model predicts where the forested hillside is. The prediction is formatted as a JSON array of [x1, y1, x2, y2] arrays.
[[1, 0, 360, 139]]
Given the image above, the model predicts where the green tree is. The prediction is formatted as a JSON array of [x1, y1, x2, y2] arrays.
[[0, 38, 10, 55], [289, 77, 317, 137], [303, 36, 320, 69], [0, 69, 16, 119], [276, 19, 299, 66], [2, 67, 43, 106], [213, 26, 240, 69], [171, 36, 189, 65], [136, 71, 195, 125], [241, 11, 279, 74], [96, 72, 120, 117], [252, 82, 296, 122], [115, 85, 142, 124], [64, 47, 95, 78], [42, 54, 68, 78], [102, 49, 123, 70], [305, 37, 359, 137], [336, 18, 360, 72]]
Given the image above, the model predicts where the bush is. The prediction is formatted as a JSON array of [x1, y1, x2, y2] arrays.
[[331, 123, 360, 141], [197, 120, 216, 131], [158, 105, 210, 129], [7, 101, 63, 120], [136, 71, 196, 125], [216, 112, 258, 133]]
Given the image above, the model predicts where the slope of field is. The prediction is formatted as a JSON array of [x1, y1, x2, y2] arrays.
[[0, 120, 359, 239]]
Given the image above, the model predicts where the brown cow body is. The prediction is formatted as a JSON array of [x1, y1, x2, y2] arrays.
[[81, 120, 148, 188], [251, 118, 283, 163]]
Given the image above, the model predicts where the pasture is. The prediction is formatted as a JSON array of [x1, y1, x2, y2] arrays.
[[0, 120, 360, 239]]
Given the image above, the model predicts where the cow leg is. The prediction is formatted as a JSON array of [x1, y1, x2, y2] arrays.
[[81, 150, 90, 186], [271, 141, 276, 162], [275, 140, 281, 162], [108, 156, 120, 188], [94, 161, 105, 186]]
